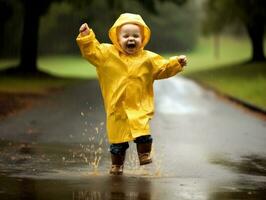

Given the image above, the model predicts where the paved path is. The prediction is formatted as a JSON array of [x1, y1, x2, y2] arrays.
[[0, 77, 266, 200]]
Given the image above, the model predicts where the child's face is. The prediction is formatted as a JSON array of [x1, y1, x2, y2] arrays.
[[118, 24, 143, 55]]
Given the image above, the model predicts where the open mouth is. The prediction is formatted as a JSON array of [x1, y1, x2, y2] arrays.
[[126, 43, 136, 49]]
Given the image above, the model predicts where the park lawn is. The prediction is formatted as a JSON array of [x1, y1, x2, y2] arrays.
[[176, 36, 252, 73], [0, 75, 80, 94], [38, 55, 97, 79], [182, 36, 266, 110], [184, 62, 266, 110], [0, 56, 96, 94]]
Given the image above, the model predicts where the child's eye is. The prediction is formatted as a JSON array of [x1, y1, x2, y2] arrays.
[[133, 34, 139, 38], [123, 35, 129, 38]]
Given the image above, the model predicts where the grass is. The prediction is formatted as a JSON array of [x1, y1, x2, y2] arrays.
[[0, 56, 96, 94], [0, 76, 80, 94], [182, 36, 266, 110], [38, 55, 97, 78], [176, 36, 252, 73], [185, 62, 266, 110]]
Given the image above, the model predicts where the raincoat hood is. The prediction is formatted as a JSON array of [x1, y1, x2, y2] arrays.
[[109, 13, 151, 53]]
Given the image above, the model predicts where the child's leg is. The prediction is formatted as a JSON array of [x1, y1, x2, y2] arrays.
[[109, 142, 129, 175], [134, 135, 153, 165]]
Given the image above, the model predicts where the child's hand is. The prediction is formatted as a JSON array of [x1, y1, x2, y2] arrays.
[[178, 55, 187, 67], [79, 23, 90, 36]]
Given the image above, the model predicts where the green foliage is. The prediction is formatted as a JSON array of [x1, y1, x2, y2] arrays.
[[0, 0, 23, 57], [203, 0, 266, 34], [40, 0, 199, 54], [146, 0, 199, 52], [0, 0, 13, 22], [203, 0, 266, 61], [1, 0, 199, 57], [39, 2, 81, 55]]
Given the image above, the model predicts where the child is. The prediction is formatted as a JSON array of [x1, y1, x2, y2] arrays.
[[76, 13, 187, 175]]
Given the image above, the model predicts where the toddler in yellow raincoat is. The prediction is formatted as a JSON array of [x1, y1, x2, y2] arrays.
[[76, 13, 187, 175]]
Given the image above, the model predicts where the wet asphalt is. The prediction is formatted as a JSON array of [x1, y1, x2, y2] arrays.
[[0, 77, 266, 200]]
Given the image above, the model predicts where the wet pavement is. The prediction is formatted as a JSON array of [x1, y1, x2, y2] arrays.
[[0, 77, 266, 200]]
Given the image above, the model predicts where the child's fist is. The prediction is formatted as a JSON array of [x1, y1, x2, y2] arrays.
[[79, 23, 90, 36], [178, 55, 187, 67]]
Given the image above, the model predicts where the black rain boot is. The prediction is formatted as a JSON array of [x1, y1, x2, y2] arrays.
[[137, 143, 152, 165], [110, 153, 125, 175]]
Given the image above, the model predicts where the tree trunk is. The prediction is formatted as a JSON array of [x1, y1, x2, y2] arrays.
[[19, 1, 40, 73], [246, 21, 265, 62], [0, 1, 13, 57]]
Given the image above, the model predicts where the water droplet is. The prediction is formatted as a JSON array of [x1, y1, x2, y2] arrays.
[[98, 148, 102, 154], [99, 139, 103, 145]]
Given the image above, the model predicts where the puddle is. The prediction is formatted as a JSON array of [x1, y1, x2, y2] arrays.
[[210, 154, 266, 177], [154, 77, 213, 115], [0, 137, 162, 179]]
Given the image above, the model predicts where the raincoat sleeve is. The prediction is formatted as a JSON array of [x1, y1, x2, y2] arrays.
[[151, 54, 183, 80], [76, 29, 108, 67]]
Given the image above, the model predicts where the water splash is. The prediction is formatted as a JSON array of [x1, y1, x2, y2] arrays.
[[77, 108, 107, 174], [60, 106, 164, 177], [123, 144, 163, 177]]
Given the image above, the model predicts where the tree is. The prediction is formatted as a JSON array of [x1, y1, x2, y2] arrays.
[[4, 0, 187, 74], [203, 0, 266, 62], [0, 0, 13, 56], [19, 0, 51, 73]]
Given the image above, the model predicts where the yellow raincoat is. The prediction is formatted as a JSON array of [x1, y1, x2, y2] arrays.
[[76, 13, 182, 143]]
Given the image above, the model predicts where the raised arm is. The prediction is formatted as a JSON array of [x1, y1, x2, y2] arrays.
[[151, 54, 187, 80], [76, 23, 108, 67]]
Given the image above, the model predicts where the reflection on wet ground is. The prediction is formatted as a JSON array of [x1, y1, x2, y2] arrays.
[[1, 173, 266, 200], [211, 154, 266, 176], [208, 154, 266, 200], [0, 175, 153, 200], [1, 139, 266, 200], [208, 183, 266, 200], [0, 140, 106, 177], [0, 139, 161, 178]]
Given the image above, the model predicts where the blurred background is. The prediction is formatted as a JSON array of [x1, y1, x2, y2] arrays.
[[0, 0, 266, 114]]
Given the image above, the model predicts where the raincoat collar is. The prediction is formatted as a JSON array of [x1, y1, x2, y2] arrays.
[[109, 13, 151, 54]]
